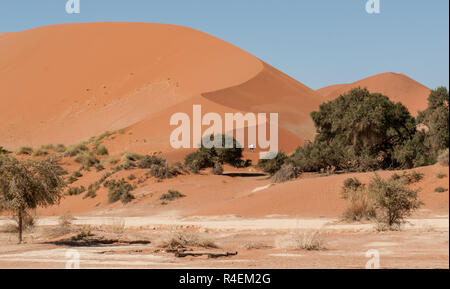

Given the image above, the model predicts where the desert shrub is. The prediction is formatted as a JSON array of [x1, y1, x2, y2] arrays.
[[94, 163, 105, 172], [120, 152, 144, 169], [73, 170, 83, 178], [271, 163, 300, 183], [75, 151, 99, 169], [184, 150, 213, 172], [84, 182, 100, 199], [436, 172, 447, 179], [55, 144, 67, 153], [32, 148, 49, 157], [257, 151, 288, 175], [434, 187, 448, 193], [150, 163, 173, 179], [390, 171, 423, 185], [212, 160, 223, 175], [65, 143, 89, 157], [40, 144, 55, 150], [276, 231, 325, 251], [95, 144, 109, 156], [105, 179, 134, 204], [160, 232, 217, 250], [184, 135, 248, 172], [66, 186, 86, 196], [160, 190, 185, 201], [437, 149, 449, 166], [369, 174, 422, 228], [341, 178, 376, 221], [99, 157, 118, 168], [137, 155, 166, 169], [0, 146, 10, 155], [127, 174, 136, 180], [16, 146, 33, 155]]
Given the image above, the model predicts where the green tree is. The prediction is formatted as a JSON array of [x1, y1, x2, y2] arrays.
[[369, 174, 422, 229], [0, 156, 65, 242], [184, 134, 249, 172], [294, 88, 417, 171], [417, 87, 449, 153]]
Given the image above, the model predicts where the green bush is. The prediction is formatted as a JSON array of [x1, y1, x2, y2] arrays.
[[67, 186, 86, 196], [160, 190, 185, 201], [184, 135, 248, 172], [341, 178, 376, 221], [55, 144, 67, 153], [369, 175, 422, 228], [105, 179, 134, 204], [257, 152, 288, 175], [120, 152, 144, 169], [65, 143, 89, 157], [95, 144, 109, 156], [75, 151, 99, 170], [137, 155, 166, 169], [83, 182, 100, 199], [16, 147, 33, 155], [416, 87, 449, 154], [437, 149, 449, 166], [434, 187, 448, 193], [212, 160, 223, 175], [32, 148, 49, 157], [271, 163, 300, 183], [0, 146, 10, 155], [150, 163, 173, 179]]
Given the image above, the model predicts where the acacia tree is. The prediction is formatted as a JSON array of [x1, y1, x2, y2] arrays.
[[0, 156, 65, 243]]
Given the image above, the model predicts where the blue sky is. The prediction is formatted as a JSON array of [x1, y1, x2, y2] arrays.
[[0, 0, 448, 89]]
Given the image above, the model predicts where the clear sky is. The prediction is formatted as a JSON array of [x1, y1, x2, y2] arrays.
[[0, 0, 448, 89]]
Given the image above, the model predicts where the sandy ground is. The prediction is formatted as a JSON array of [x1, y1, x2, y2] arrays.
[[0, 214, 448, 269]]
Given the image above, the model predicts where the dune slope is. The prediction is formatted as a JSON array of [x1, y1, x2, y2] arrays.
[[0, 22, 321, 156], [317, 72, 430, 116]]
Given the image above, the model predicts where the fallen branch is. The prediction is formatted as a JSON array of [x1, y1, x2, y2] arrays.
[[175, 250, 238, 258]]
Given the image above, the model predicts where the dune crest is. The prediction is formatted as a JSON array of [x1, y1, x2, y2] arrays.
[[0, 22, 322, 157], [317, 72, 430, 116]]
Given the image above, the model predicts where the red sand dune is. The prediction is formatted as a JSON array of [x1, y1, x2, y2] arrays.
[[0, 22, 323, 157], [316, 72, 431, 116]]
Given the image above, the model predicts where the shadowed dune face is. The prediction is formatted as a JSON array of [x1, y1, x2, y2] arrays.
[[316, 72, 431, 116], [0, 22, 322, 157]]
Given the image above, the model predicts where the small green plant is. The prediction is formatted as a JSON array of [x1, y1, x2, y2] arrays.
[[341, 178, 376, 221], [0, 146, 11, 155], [75, 151, 99, 170], [16, 147, 33, 155], [436, 172, 447, 179], [160, 190, 185, 201], [67, 186, 86, 196], [105, 179, 135, 204], [212, 161, 223, 175], [257, 152, 288, 175], [271, 163, 300, 183], [32, 148, 49, 157], [127, 174, 136, 181], [84, 182, 100, 199], [434, 187, 448, 193], [95, 144, 109, 156], [65, 143, 89, 157], [369, 174, 422, 229], [55, 144, 67, 153], [437, 149, 449, 166]]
